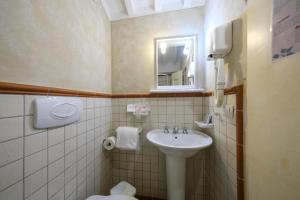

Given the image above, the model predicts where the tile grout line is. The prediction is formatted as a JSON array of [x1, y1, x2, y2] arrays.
[[0, 175, 23, 194], [0, 115, 24, 120], [25, 182, 47, 199], [63, 125, 66, 200], [75, 119, 79, 200], [85, 103, 89, 198], [93, 99, 97, 194], [93, 101, 96, 195], [46, 126, 49, 199], [0, 156, 23, 169], [0, 135, 25, 145], [22, 95, 25, 200]]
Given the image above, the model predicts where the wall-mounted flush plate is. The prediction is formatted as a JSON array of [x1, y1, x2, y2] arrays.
[[34, 97, 83, 129]]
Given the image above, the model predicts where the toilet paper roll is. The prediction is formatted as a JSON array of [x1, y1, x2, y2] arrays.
[[103, 136, 116, 150]]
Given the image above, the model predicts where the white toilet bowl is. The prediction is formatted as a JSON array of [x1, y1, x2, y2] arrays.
[[86, 181, 138, 200], [86, 194, 138, 200]]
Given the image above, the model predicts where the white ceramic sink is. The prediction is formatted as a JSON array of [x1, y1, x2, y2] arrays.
[[146, 129, 212, 200], [146, 129, 212, 158]]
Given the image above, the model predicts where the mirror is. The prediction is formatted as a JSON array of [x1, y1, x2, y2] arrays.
[[155, 36, 196, 88]]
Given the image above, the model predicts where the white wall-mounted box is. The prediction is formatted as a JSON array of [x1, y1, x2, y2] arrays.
[[33, 97, 82, 129]]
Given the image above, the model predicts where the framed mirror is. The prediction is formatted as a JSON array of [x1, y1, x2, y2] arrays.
[[155, 35, 196, 90]]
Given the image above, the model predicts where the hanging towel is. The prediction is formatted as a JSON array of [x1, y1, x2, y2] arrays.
[[115, 127, 140, 150]]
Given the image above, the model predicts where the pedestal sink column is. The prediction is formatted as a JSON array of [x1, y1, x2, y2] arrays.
[[166, 155, 186, 200]]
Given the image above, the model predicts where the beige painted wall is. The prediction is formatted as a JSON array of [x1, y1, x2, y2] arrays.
[[111, 8, 205, 94], [0, 0, 111, 92], [246, 0, 300, 199]]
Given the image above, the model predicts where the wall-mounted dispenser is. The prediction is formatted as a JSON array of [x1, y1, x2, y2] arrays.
[[207, 22, 233, 107], [207, 22, 233, 60], [127, 103, 150, 119]]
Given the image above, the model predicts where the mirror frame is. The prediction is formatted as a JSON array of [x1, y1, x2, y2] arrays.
[[154, 35, 197, 90]]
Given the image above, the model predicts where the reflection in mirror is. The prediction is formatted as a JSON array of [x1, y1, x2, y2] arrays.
[[156, 36, 196, 88]]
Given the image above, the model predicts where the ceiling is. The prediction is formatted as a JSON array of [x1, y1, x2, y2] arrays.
[[101, 0, 206, 21]]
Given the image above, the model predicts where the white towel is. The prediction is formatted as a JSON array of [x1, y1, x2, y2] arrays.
[[116, 127, 140, 150], [133, 103, 150, 119]]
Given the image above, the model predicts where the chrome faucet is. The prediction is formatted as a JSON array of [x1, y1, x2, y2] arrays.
[[183, 127, 188, 134], [173, 127, 179, 134], [164, 126, 169, 134]]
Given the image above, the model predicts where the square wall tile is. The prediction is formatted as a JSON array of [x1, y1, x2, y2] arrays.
[[0, 138, 23, 167], [25, 185, 47, 200], [66, 191, 76, 200], [48, 143, 64, 163], [0, 160, 23, 191], [65, 137, 76, 154], [48, 173, 64, 198], [25, 150, 47, 177], [48, 157, 64, 181], [48, 127, 64, 146], [49, 188, 64, 200], [25, 132, 47, 156], [0, 181, 23, 200], [65, 178, 76, 199], [65, 164, 76, 184], [77, 180, 86, 200], [65, 152, 76, 170], [77, 133, 86, 147], [65, 124, 77, 140], [0, 95, 23, 118], [24, 168, 47, 198], [0, 117, 23, 142]]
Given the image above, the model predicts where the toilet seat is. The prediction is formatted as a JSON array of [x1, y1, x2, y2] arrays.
[[86, 195, 138, 200]]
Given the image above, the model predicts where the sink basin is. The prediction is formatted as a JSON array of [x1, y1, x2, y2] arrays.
[[146, 129, 212, 158], [146, 129, 212, 200]]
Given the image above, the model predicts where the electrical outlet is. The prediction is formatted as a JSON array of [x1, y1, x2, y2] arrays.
[[226, 105, 235, 118]]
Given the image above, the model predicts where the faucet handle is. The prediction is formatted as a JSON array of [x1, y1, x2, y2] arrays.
[[182, 127, 188, 134], [163, 126, 169, 134], [173, 126, 179, 134]]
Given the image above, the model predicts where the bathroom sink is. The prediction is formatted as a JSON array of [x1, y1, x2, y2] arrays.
[[146, 129, 212, 200], [146, 129, 212, 158]]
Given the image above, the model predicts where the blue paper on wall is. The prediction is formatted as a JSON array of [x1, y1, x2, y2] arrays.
[[272, 0, 300, 61]]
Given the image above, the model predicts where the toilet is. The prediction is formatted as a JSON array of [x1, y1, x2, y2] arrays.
[[86, 195, 137, 200], [86, 181, 138, 200]]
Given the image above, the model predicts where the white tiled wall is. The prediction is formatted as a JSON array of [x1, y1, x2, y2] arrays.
[[0, 94, 112, 200], [111, 97, 206, 199], [203, 96, 238, 200], [0, 94, 239, 200]]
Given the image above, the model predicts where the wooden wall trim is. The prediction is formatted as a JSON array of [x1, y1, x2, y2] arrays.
[[0, 82, 209, 98], [0, 82, 112, 98], [235, 85, 244, 200], [112, 92, 205, 98], [0, 81, 241, 98]]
